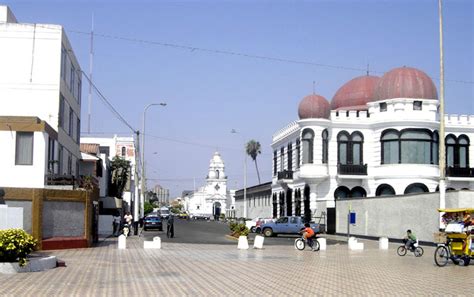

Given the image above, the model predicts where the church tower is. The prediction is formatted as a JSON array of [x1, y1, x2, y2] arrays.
[[206, 151, 227, 195]]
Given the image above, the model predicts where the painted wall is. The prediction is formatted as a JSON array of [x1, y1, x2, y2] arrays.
[[336, 191, 474, 242], [4, 200, 32, 233], [0, 130, 47, 188]]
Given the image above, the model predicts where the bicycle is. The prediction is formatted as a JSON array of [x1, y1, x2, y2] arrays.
[[295, 235, 320, 251], [434, 238, 471, 267], [397, 240, 424, 257]]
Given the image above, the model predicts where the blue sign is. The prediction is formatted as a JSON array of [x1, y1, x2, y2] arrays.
[[349, 212, 356, 225]]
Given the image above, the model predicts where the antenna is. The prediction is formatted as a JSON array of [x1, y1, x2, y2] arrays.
[[312, 81, 316, 95], [87, 13, 94, 133]]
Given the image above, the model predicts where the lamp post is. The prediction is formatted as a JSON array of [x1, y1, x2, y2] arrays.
[[141, 102, 166, 219], [231, 129, 247, 218]]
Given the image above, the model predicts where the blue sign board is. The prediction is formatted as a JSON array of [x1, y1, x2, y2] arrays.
[[349, 212, 356, 225]]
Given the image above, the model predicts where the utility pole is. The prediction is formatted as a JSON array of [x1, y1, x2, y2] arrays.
[[87, 13, 94, 133], [133, 130, 141, 235], [438, 0, 446, 229]]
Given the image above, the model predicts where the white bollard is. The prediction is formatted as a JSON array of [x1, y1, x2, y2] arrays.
[[237, 236, 249, 250], [379, 237, 389, 250], [317, 237, 327, 251], [253, 235, 264, 249], [118, 235, 126, 249], [144, 236, 161, 249]]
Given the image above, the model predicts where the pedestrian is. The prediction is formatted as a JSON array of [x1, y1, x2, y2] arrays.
[[167, 214, 174, 238], [112, 212, 120, 236], [124, 212, 133, 235]]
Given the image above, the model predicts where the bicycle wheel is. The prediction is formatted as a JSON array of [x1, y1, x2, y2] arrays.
[[414, 247, 424, 257], [312, 240, 320, 251], [434, 245, 449, 267], [397, 246, 407, 256], [295, 238, 305, 250]]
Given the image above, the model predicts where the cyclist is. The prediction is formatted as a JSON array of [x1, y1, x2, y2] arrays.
[[301, 223, 316, 251], [403, 229, 417, 251]]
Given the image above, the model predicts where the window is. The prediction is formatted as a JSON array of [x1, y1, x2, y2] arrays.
[[121, 146, 126, 157], [280, 147, 285, 171], [287, 143, 293, 171], [337, 131, 363, 165], [446, 134, 470, 168], [381, 129, 438, 165], [273, 150, 277, 176], [76, 118, 81, 143], [404, 183, 429, 194], [61, 47, 67, 80], [70, 66, 75, 95], [67, 154, 72, 175], [15, 132, 34, 165], [276, 217, 288, 224], [290, 217, 297, 224], [77, 78, 82, 104], [322, 129, 328, 164], [296, 139, 301, 169], [350, 187, 367, 198], [379, 102, 387, 112], [68, 108, 74, 136], [376, 184, 396, 196], [334, 186, 350, 199], [302, 129, 314, 164], [99, 146, 110, 156], [59, 95, 65, 128], [58, 144, 63, 173], [413, 101, 422, 110]]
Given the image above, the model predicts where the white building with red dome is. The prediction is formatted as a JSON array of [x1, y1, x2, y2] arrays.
[[271, 66, 473, 234]]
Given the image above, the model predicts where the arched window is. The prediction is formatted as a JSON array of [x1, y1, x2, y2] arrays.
[[404, 183, 429, 194], [121, 146, 126, 157], [334, 186, 351, 199], [322, 129, 329, 164], [350, 186, 367, 198], [215, 170, 220, 179], [296, 139, 301, 169], [381, 129, 437, 164], [446, 134, 470, 168], [286, 189, 292, 216], [302, 129, 314, 164], [279, 192, 285, 217], [338, 131, 363, 165], [303, 185, 311, 222], [376, 184, 396, 196], [272, 193, 277, 218], [280, 147, 285, 171], [294, 189, 301, 216], [287, 143, 293, 171], [381, 130, 399, 164]]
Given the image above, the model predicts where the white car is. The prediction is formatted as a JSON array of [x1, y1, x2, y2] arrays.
[[245, 217, 262, 233]]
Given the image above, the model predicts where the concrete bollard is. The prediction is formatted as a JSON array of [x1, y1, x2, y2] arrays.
[[118, 235, 126, 249], [348, 237, 364, 250], [253, 235, 264, 249], [379, 237, 389, 250], [144, 236, 161, 249], [317, 237, 327, 251], [237, 236, 249, 250]]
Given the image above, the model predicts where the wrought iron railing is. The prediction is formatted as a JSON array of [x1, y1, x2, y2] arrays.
[[446, 167, 474, 178], [337, 164, 367, 175], [277, 170, 293, 180]]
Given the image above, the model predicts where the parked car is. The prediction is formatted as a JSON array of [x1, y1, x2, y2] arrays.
[[191, 214, 210, 220], [178, 212, 189, 219], [259, 216, 321, 237], [245, 217, 261, 233], [255, 218, 276, 234], [143, 215, 163, 231]]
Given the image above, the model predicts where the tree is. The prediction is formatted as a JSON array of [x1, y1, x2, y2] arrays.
[[109, 156, 131, 198], [246, 139, 262, 184], [144, 201, 154, 215]]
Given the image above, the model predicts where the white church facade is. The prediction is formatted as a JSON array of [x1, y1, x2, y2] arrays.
[[186, 152, 235, 219], [271, 66, 474, 234]]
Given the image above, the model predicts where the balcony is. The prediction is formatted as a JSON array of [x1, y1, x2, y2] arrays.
[[277, 170, 293, 180], [446, 167, 474, 178], [338, 164, 367, 175]]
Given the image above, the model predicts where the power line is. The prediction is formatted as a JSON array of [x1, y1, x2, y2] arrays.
[[68, 29, 474, 85], [80, 70, 137, 133]]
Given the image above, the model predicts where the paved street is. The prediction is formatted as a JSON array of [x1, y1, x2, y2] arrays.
[[0, 229, 472, 296], [143, 219, 344, 246]]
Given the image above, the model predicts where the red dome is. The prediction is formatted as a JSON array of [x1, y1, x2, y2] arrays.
[[298, 94, 330, 119], [374, 67, 438, 100], [331, 75, 380, 110]]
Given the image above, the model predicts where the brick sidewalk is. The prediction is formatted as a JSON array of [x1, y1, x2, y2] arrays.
[[0, 236, 471, 296]]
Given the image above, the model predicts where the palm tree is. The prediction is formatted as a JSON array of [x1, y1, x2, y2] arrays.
[[246, 140, 262, 184]]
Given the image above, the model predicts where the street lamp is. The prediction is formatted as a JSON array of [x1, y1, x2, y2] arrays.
[[231, 129, 247, 218], [140, 102, 166, 220]]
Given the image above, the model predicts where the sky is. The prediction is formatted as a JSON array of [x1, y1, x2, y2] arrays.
[[4, 0, 473, 198]]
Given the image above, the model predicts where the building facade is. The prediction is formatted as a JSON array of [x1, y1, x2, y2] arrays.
[[271, 67, 473, 233], [186, 152, 234, 219], [0, 6, 83, 188]]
